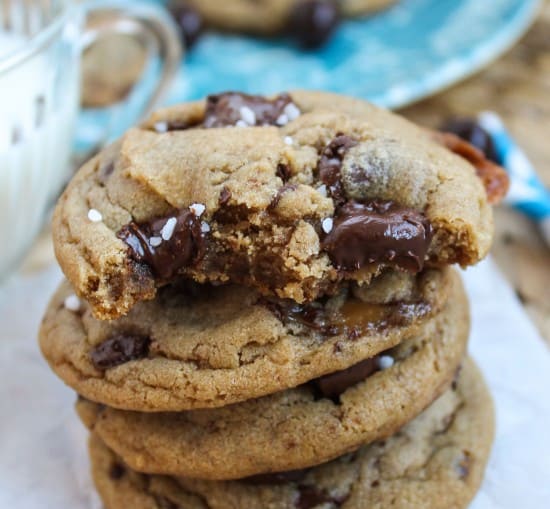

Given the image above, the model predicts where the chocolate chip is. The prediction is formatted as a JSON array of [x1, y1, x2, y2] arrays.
[[98, 160, 115, 183], [218, 186, 232, 206], [108, 462, 126, 480], [118, 209, 206, 280], [318, 135, 358, 204], [288, 0, 340, 49], [321, 201, 433, 273], [296, 486, 347, 509], [269, 184, 298, 210], [244, 468, 309, 485], [169, 3, 204, 49], [440, 118, 499, 164], [456, 451, 472, 480], [276, 163, 292, 182], [154, 496, 180, 509], [203, 92, 294, 128], [313, 356, 380, 401], [90, 335, 150, 370]]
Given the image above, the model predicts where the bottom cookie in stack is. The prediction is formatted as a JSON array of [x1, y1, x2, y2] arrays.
[[89, 358, 494, 509]]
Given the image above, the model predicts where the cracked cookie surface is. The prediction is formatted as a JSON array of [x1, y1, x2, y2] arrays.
[[52, 91, 504, 320], [77, 274, 468, 480], [88, 357, 494, 508], [40, 268, 452, 412]]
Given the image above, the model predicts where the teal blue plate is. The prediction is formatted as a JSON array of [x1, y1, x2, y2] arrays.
[[77, 0, 541, 151]]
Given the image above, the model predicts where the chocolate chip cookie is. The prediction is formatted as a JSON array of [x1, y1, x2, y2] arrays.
[[76, 276, 468, 480], [88, 357, 494, 508], [52, 91, 506, 320], [40, 267, 452, 412], [178, 1, 397, 48]]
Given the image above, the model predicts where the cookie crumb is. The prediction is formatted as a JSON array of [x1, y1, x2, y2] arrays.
[[64, 294, 81, 312], [378, 355, 395, 370], [189, 203, 206, 217], [322, 217, 334, 234], [161, 217, 177, 241], [87, 209, 103, 222]]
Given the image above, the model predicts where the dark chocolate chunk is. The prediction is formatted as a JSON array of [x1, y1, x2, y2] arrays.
[[118, 208, 206, 280], [318, 134, 358, 204], [169, 3, 204, 49], [456, 451, 472, 480], [108, 462, 126, 480], [321, 201, 433, 273], [440, 118, 499, 164], [203, 92, 294, 128], [276, 163, 292, 182], [218, 186, 232, 206], [313, 356, 379, 401], [244, 468, 309, 485], [269, 184, 298, 210], [288, 0, 340, 49], [91, 335, 150, 370]]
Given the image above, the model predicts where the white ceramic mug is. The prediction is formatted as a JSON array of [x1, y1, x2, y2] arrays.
[[0, 0, 182, 282]]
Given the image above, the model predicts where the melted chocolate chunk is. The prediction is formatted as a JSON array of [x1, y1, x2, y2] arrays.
[[288, 0, 340, 49], [244, 468, 309, 485], [91, 335, 150, 370], [118, 209, 205, 280], [169, 2, 204, 49], [318, 135, 358, 204], [108, 462, 126, 480], [313, 356, 380, 401], [440, 118, 499, 163], [297, 486, 347, 509], [203, 92, 294, 128], [322, 201, 433, 273], [263, 291, 430, 339]]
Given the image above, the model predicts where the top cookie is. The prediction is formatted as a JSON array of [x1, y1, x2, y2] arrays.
[[53, 90, 506, 319]]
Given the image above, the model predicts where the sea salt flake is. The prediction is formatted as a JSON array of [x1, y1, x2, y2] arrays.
[[201, 221, 211, 233], [149, 236, 162, 247], [317, 184, 327, 197], [189, 203, 206, 217], [284, 136, 294, 145], [154, 121, 168, 133], [239, 106, 256, 126], [322, 217, 333, 234], [235, 120, 248, 128], [284, 103, 301, 121], [277, 114, 289, 126], [87, 209, 102, 222], [161, 217, 177, 241], [378, 355, 395, 370], [64, 294, 81, 312]]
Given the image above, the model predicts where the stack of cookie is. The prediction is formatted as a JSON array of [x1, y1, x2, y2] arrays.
[[40, 91, 507, 508]]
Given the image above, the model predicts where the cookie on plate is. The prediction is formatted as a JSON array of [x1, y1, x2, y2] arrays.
[[52, 90, 507, 319], [77, 273, 468, 479], [40, 268, 452, 412], [89, 357, 494, 508]]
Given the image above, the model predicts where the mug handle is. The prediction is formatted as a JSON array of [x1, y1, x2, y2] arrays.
[[76, 1, 182, 155]]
